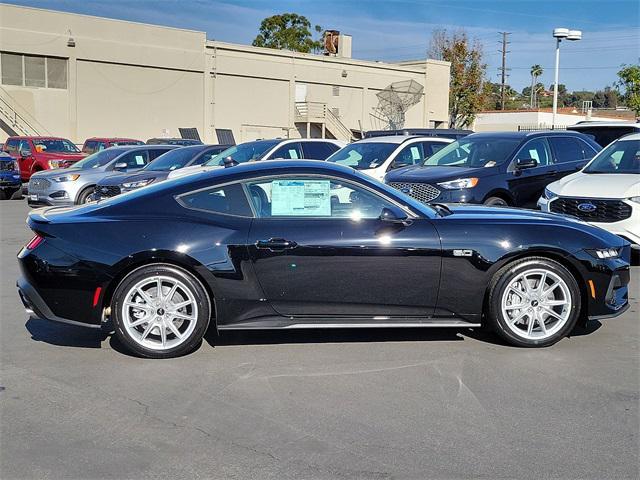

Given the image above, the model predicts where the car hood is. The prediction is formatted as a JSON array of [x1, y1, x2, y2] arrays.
[[548, 172, 640, 198], [385, 165, 496, 183], [36, 151, 85, 161], [30, 165, 107, 180], [97, 170, 169, 186]]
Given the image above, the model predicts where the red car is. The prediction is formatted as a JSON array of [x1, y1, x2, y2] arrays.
[[3, 136, 85, 181], [81, 137, 144, 155]]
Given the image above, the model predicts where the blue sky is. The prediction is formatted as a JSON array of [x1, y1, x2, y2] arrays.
[[6, 0, 640, 91]]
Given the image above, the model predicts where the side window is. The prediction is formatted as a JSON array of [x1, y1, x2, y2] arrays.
[[549, 137, 585, 163], [270, 142, 303, 160], [96, 142, 109, 151], [5, 139, 19, 153], [148, 149, 170, 161], [118, 150, 149, 169], [177, 183, 253, 216], [193, 150, 218, 165], [301, 142, 339, 160], [18, 140, 32, 154], [514, 138, 551, 167], [82, 141, 97, 154], [578, 140, 598, 159], [421, 141, 448, 159], [392, 143, 424, 169], [244, 177, 397, 220]]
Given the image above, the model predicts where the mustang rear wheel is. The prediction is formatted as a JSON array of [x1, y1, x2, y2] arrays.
[[111, 264, 211, 358], [488, 257, 581, 347]]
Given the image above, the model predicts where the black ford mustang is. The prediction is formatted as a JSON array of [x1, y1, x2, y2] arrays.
[[17, 161, 630, 358]]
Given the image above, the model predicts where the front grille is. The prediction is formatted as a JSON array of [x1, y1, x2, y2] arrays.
[[94, 185, 121, 198], [0, 160, 15, 171], [387, 182, 441, 204], [28, 178, 51, 191], [550, 197, 632, 223]]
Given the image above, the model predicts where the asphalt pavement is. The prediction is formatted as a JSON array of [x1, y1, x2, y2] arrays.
[[1, 199, 638, 479]]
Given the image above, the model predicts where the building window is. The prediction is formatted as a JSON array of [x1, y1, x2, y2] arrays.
[[1, 52, 67, 89], [332, 85, 340, 96]]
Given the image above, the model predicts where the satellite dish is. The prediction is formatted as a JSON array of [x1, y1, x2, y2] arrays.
[[371, 80, 424, 130], [323, 30, 340, 55]]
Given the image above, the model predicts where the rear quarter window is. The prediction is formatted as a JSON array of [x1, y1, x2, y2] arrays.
[[177, 183, 253, 217]]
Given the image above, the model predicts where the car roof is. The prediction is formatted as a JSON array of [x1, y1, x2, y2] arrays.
[[107, 144, 178, 153], [353, 135, 452, 145], [618, 132, 640, 141], [466, 130, 591, 140], [7, 136, 71, 140], [570, 121, 640, 127], [84, 137, 142, 142]]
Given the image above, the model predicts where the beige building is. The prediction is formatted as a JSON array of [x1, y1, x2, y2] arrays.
[[0, 4, 451, 145]]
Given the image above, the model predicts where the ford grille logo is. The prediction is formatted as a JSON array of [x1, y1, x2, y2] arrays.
[[577, 202, 597, 213], [101, 187, 108, 193], [401, 187, 412, 194]]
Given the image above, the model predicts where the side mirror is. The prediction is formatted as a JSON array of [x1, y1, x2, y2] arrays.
[[113, 162, 127, 170], [390, 160, 411, 170], [20, 149, 32, 158], [515, 158, 538, 170], [379, 206, 410, 224], [223, 156, 238, 168]]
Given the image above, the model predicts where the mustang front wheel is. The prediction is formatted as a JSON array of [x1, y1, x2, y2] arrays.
[[488, 257, 581, 347], [111, 264, 211, 358]]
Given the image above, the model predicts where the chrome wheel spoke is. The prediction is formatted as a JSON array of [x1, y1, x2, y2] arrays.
[[164, 284, 178, 302], [540, 305, 562, 319], [135, 288, 154, 305], [504, 303, 527, 310], [159, 321, 167, 346], [129, 316, 151, 328], [542, 281, 561, 297], [165, 319, 183, 339], [543, 299, 567, 307], [125, 301, 152, 311], [170, 311, 195, 321], [140, 321, 155, 340], [169, 299, 192, 311]]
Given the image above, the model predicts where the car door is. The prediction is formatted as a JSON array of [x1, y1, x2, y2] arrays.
[[245, 174, 442, 318], [548, 136, 594, 179], [506, 137, 555, 207], [268, 142, 304, 160], [18, 139, 36, 177]]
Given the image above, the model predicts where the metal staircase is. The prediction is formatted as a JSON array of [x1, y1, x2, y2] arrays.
[[295, 101, 353, 141], [0, 86, 48, 137]]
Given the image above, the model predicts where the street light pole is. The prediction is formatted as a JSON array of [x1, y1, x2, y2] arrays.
[[552, 28, 582, 128]]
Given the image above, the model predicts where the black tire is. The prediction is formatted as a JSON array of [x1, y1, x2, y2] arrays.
[[111, 264, 211, 358], [10, 188, 23, 200], [76, 186, 94, 205], [487, 257, 581, 347], [484, 196, 509, 207], [0, 190, 6, 200]]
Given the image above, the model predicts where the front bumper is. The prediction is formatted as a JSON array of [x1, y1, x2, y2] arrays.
[[27, 180, 80, 207], [17, 277, 102, 329]]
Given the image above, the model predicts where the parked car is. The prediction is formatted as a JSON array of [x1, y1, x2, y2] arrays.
[[364, 128, 472, 140], [26, 145, 177, 206], [146, 138, 203, 146], [384, 131, 601, 208], [17, 160, 630, 358], [3, 136, 86, 181], [326, 135, 453, 181], [167, 138, 345, 179], [91, 144, 231, 200], [0, 151, 22, 200], [567, 121, 640, 148], [539, 133, 640, 248], [81, 137, 144, 155]]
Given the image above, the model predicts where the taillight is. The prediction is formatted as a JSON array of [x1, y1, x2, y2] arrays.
[[25, 234, 44, 250]]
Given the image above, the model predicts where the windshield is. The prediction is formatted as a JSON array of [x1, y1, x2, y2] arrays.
[[422, 137, 521, 168], [71, 149, 123, 169], [584, 138, 640, 174], [204, 140, 280, 166], [145, 147, 202, 171], [326, 143, 398, 170], [33, 138, 80, 153]]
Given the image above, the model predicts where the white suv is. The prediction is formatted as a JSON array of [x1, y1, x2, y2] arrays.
[[326, 135, 453, 181], [538, 133, 640, 247]]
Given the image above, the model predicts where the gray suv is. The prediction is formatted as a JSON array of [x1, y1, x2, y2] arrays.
[[27, 145, 177, 207]]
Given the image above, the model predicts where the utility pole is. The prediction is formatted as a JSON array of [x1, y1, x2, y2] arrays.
[[498, 32, 511, 110]]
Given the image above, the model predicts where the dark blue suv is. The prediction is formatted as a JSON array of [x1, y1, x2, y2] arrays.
[[384, 131, 601, 208], [0, 152, 21, 200]]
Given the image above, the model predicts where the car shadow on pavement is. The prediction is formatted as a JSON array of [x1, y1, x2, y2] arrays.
[[25, 318, 109, 349], [205, 327, 465, 348]]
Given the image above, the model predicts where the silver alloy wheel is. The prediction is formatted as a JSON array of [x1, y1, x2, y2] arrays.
[[121, 275, 198, 351], [500, 268, 572, 341]]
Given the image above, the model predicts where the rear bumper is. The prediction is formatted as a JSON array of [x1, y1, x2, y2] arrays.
[[17, 276, 102, 329]]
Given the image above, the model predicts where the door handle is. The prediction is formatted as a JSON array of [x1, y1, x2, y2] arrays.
[[256, 238, 298, 251]]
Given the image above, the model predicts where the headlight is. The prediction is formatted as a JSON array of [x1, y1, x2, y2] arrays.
[[437, 178, 479, 189], [587, 248, 621, 259], [12, 160, 19, 171], [48, 159, 65, 169], [122, 178, 153, 189], [52, 174, 80, 182], [544, 187, 558, 200], [629, 196, 640, 204]]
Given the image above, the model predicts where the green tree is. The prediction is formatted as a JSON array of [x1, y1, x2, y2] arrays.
[[428, 29, 488, 128], [616, 64, 640, 116], [252, 13, 323, 53]]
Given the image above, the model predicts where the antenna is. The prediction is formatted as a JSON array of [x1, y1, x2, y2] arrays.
[[371, 80, 424, 130]]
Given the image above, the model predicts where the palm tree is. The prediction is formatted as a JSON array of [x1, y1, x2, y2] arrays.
[[530, 65, 543, 108]]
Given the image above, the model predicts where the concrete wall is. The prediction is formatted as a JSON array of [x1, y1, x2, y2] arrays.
[[473, 111, 625, 132], [0, 4, 451, 144]]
